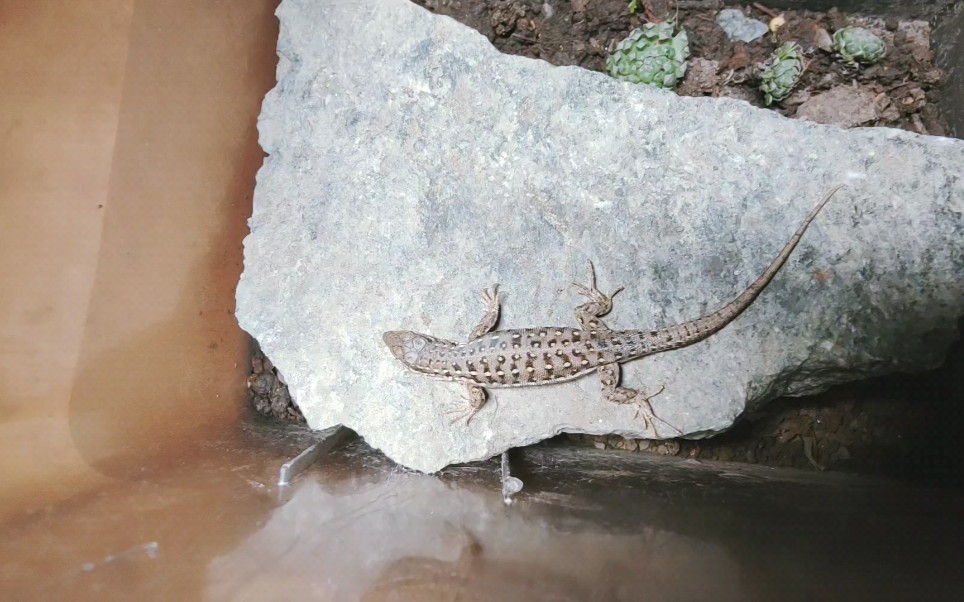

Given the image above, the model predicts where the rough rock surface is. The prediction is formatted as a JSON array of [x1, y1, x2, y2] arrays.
[[236, 0, 964, 472]]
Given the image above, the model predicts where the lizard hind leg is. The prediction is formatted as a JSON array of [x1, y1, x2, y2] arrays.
[[571, 261, 623, 333], [468, 284, 501, 340], [444, 383, 489, 425], [597, 363, 681, 438]]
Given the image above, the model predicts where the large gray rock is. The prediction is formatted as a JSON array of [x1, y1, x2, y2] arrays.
[[237, 0, 964, 472]]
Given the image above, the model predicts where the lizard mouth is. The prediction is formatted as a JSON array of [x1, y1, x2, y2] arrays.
[[382, 331, 406, 357]]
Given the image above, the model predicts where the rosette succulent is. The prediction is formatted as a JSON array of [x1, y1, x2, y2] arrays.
[[832, 26, 886, 65], [606, 21, 690, 89], [758, 42, 804, 106]]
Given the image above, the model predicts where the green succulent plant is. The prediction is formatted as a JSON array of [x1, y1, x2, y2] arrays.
[[758, 42, 804, 106], [606, 21, 690, 89], [832, 26, 886, 65]]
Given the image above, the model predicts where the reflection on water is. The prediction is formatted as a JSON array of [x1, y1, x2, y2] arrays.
[[1, 420, 961, 601]]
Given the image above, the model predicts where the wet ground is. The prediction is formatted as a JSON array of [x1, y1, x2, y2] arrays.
[[3, 417, 961, 601]]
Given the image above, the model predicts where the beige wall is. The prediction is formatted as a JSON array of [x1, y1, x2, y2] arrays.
[[0, 0, 279, 519]]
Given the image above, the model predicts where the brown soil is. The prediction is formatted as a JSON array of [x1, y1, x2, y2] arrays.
[[248, 341, 305, 424], [251, 1, 963, 483], [415, 0, 950, 134]]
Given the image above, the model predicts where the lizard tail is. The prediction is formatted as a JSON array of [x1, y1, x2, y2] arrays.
[[641, 183, 844, 354]]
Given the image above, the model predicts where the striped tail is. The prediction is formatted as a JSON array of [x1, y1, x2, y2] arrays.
[[639, 184, 844, 355]]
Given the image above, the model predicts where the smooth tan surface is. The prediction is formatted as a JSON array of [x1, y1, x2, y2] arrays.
[[0, 0, 278, 520], [1, 426, 960, 601], [0, 0, 136, 521]]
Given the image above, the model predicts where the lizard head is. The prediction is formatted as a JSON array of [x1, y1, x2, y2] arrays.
[[383, 331, 433, 367]]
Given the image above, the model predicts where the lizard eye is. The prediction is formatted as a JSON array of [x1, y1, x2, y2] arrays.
[[411, 337, 426, 351]]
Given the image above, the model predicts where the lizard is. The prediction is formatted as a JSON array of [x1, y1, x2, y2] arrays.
[[384, 184, 844, 435]]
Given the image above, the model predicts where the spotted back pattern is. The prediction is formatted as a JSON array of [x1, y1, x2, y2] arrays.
[[383, 327, 672, 388]]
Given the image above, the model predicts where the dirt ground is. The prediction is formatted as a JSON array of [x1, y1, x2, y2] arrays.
[[251, 1, 962, 483], [415, 0, 950, 133]]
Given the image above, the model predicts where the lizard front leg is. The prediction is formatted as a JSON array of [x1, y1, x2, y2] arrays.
[[597, 363, 679, 437], [468, 285, 501, 340], [448, 286, 498, 424], [445, 383, 489, 425], [571, 261, 623, 333]]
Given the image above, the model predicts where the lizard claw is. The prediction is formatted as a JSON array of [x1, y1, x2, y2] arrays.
[[444, 402, 476, 426], [469, 286, 502, 340], [570, 260, 597, 295], [444, 385, 490, 426], [571, 261, 622, 314], [481, 284, 500, 307], [631, 385, 682, 438]]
